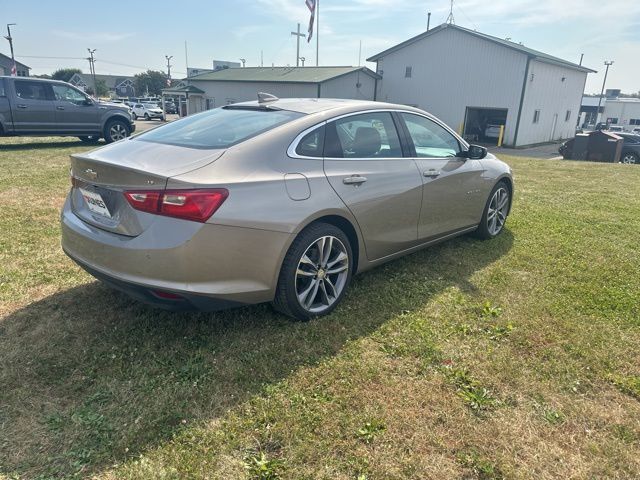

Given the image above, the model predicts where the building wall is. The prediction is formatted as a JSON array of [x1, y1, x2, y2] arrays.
[[373, 27, 527, 146], [516, 59, 588, 145], [188, 74, 375, 110], [601, 100, 640, 128], [320, 72, 376, 100]]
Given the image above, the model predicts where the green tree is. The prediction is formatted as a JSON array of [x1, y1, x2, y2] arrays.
[[134, 70, 168, 96], [51, 68, 82, 83], [85, 79, 109, 97]]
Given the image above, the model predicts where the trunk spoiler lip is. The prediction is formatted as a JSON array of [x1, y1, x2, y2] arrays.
[[69, 150, 227, 186]]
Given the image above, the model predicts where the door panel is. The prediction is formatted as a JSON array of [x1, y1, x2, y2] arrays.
[[323, 112, 422, 260], [52, 84, 100, 133], [398, 112, 486, 239], [11, 80, 56, 132]]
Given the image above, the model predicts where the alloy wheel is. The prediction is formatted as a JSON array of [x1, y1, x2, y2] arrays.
[[487, 187, 509, 236], [109, 124, 127, 141], [622, 153, 638, 164], [295, 236, 349, 314]]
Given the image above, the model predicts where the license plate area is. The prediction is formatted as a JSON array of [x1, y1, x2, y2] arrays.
[[79, 187, 112, 218]]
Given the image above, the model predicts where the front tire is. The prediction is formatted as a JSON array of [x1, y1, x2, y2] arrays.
[[474, 181, 511, 240], [78, 135, 100, 144], [273, 223, 353, 321], [103, 119, 130, 144], [144, 113, 150, 120]]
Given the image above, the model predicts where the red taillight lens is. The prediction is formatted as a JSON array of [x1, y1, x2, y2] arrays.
[[124, 189, 228, 223]]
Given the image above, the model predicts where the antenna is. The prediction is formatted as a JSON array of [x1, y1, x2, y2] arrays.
[[446, 0, 455, 24]]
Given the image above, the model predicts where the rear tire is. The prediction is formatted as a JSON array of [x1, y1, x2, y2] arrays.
[[273, 223, 353, 321], [474, 180, 511, 240], [103, 119, 130, 144], [144, 113, 150, 120], [132, 113, 137, 120], [621, 152, 639, 164]]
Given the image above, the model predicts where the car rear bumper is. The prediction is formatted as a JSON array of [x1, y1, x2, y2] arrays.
[[60, 195, 293, 309]]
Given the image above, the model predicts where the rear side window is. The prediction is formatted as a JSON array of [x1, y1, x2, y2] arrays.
[[15, 80, 53, 101], [295, 126, 325, 157], [137, 107, 304, 149], [326, 112, 403, 158]]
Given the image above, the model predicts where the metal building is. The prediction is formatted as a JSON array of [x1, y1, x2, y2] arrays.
[[175, 66, 380, 113], [367, 23, 596, 147]]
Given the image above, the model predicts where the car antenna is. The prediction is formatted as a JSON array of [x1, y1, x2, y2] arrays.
[[258, 92, 279, 104]]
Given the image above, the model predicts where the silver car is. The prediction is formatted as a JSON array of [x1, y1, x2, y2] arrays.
[[61, 97, 513, 320]]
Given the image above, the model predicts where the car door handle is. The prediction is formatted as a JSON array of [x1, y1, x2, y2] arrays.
[[56, 106, 65, 110], [16, 104, 27, 109], [343, 175, 368, 185], [423, 169, 441, 177]]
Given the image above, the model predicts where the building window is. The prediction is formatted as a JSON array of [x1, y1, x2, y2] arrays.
[[630, 119, 640, 125], [607, 117, 618, 124], [565, 110, 571, 122], [533, 110, 540, 124], [405, 66, 412, 78]]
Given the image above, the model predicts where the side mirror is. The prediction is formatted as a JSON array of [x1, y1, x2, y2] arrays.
[[458, 144, 488, 160], [83, 98, 94, 106]]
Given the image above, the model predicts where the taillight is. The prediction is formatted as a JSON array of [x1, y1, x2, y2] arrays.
[[124, 189, 228, 223]]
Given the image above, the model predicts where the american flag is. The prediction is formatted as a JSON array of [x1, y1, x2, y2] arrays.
[[10, 63, 17, 76], [306, 0, 316, 42]]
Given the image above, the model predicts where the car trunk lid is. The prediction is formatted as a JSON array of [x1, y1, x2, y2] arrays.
[[70, 139, 225, 236]]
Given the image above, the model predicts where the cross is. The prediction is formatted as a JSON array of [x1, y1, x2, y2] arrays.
[[291, 23, 306, 67]]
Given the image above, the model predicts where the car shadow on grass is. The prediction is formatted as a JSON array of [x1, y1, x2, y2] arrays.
[[0, 230, 513, 478]]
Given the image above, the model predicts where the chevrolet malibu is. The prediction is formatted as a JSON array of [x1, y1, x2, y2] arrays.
[[61, 96, 513, 320]]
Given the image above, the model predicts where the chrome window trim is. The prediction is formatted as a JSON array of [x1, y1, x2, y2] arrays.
[[287, 108, 469, 160]]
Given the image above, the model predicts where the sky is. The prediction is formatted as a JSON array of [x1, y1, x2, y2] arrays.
[[1, 0, 639, 94]]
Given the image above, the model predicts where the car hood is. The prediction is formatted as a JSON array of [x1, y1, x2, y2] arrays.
[[97, 101, 130, 111]]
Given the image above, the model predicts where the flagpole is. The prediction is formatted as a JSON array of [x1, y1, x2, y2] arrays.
[[316, 0, 319, 66]]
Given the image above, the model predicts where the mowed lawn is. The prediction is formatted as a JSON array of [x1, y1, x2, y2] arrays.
[[1, 136, 639, 480]]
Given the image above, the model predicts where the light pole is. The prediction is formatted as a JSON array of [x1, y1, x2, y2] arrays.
[[4, 24, 17, 76], [596, 60, 614, 127], [87, 48, 97, 96], [165, 55, 173, 85], [239, 58, 246, 68], [299, 56, 305, 67]]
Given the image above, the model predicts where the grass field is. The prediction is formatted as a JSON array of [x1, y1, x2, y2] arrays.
[[1, 136, 639, 480]]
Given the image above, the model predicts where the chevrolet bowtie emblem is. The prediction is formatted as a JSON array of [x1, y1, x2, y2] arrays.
[[84, 168, 98, 180]]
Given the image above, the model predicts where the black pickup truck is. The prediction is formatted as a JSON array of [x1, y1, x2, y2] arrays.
[[0, 76, 135, 143]]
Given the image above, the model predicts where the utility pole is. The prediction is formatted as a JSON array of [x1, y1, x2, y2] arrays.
[[427, 12, 431, 31], [165, 55, 173, 86], [4, 24, 17, 76], [446, 0, 455, 24], [291, 23, 306, 67], [316, 0, 320, 66], [596, 60, 614, 126], [300, 56, 306, 67], [358, 40, 362, 66], [87, 48, 97, 96], [579, 53, 584, 66], [261, 50, 264, 67], [239, 58, 246, 68]]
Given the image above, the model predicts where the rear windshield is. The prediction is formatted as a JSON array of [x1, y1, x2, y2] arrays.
[[136, 107, 304, 149]]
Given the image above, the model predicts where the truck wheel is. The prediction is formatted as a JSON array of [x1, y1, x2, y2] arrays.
[[78, 136, 100, 144], [104, 119, 130, 143]]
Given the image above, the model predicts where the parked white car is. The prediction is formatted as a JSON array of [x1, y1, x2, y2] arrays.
[[131, 103, 163, 120]]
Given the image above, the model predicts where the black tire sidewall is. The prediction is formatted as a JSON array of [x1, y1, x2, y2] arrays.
[[274, 223, 353, 321], [622, 152, 639, 164], [475, 180, 510, 240], [103, 119, 129, 144]]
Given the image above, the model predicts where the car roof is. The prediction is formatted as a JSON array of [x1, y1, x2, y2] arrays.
[[229, 97, 422, 115]]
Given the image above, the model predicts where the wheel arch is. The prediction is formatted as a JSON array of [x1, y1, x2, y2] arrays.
[[496, 174, 514, 215], [102, 114, 132, 132]]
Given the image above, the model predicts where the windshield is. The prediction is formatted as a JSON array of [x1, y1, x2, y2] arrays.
[[136, 106, 304, 149], [143, 103, 158, 109]]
